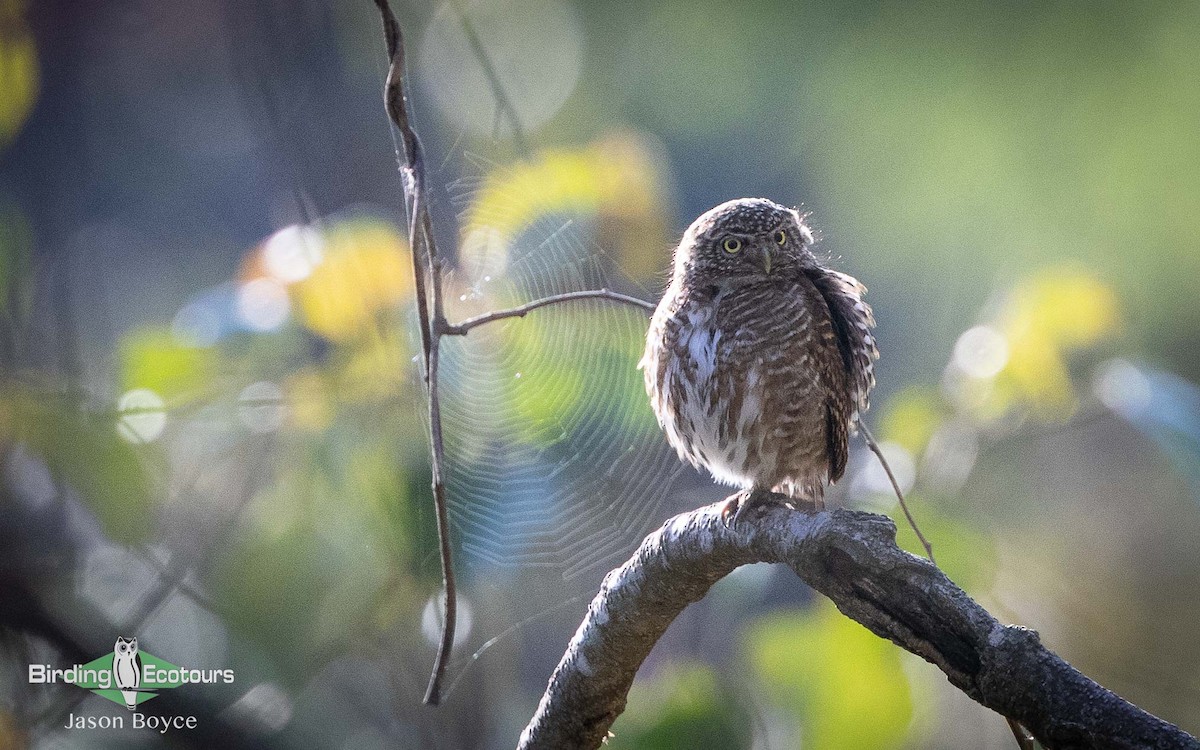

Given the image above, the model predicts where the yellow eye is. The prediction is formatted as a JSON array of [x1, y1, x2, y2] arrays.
[[722, 237, 741, 254], [775, 230, 787, 245]]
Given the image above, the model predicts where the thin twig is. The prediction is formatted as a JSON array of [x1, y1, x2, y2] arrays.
[[373, 0, 654, 707], [443, 289, 655, 335], [446, 0, 531, 157], [1007, 716, 1037, 750], [377, 0, 433, 373], [856, 418, 936, 564], [373, 0, 458, 706], [442, 595, 584, 701]]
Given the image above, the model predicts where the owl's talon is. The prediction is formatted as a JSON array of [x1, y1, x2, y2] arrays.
[[722, 489, 788, 528], [720, 495, 743, 527]]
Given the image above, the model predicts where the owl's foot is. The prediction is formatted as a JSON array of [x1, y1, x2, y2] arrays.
[[721, 488, 792, 528]]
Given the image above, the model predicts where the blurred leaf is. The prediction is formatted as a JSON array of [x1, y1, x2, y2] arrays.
[[0, 0, 38, 149], [610, 662, 748, 750], [212, 455, 398, 675], [499, 307, 657, 446], [335, 326, 409, 402], [213, 525, 333, 675], [5, 389, 155, 544], [284, 367, 334, 432], [999, 269, 1120, 414], [460, 133, 670, 281], [293, 218, 413, 342], [946, 268, 1122, 422], [879, 386, 944, 454], [891, 494, 997, 593], [120, 326, 216, 399], [343, 444, 412, 570], [747, 602, 913, 750]]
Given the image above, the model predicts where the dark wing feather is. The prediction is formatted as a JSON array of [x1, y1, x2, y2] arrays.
[[806, 266, 878, 415], [825, 399, 849, 481]]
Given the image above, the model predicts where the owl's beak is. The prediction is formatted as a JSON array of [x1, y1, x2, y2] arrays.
[[749, 245, 772, 275]]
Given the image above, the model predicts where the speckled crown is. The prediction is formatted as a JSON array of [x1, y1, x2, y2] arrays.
[[689, 198, 802, 238]]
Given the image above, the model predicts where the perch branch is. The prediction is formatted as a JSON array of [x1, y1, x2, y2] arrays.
[[518, 497, 1200, 750]]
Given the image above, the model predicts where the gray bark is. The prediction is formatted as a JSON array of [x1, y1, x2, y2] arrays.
[[517, 495, 1200, 750]]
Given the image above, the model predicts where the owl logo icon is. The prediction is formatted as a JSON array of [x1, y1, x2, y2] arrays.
[[112, 636, 142, 710]]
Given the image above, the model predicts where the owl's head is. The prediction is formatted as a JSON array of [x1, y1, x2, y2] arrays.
[[115, 636, 138, 655], [673, 198, 816, 283]]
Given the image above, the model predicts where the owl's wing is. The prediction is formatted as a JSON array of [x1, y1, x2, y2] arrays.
[[826, 400, 849, 482], [806, 267, 878, 415]]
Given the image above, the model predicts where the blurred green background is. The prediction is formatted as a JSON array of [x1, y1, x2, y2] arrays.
[[2, 0, 1199, 747]]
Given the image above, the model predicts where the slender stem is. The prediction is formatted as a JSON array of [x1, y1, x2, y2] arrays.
[[424, 297, 456, 705], [373, 0, 655, 706], [856, 419, 936, 564], [374, 0, 458, 706], [377, 0, 432, 373], [444, 289, 655, 335], [446, 0, 530, 157], [1006, 717, 1036, 750]]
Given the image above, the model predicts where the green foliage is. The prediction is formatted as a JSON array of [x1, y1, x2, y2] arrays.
[[5, 391, 155, 544], [610, 662, 749, 750], [0, 0, 37, 148], [120, 326, 216, 399], [879, 387, 945, 455], [502, 307, 658, 446], [206, 440, 406, 677], [790, 1, 1200, 367], [892, 495, 997, 593], [212, 513, 390, 681], [747, 603, 914, 750]]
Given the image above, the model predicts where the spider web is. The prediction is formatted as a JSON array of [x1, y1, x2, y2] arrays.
[[412, 148, 700, 698], [434, 155, 685, 584]]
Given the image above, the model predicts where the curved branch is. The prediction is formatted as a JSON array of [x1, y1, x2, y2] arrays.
[[517, 496, 1199, 750]]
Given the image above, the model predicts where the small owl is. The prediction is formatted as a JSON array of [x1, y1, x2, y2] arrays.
[[641, 198, 877, 521], [112, 636, 142, 710]]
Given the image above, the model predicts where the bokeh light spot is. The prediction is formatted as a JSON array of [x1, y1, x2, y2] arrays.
[[1094, 358, 1152, 420], [225, 682, 293, 735], [851, 440, 916, 507], [238, 381, 286, 434], [117, 388, 167, 443], [171, 300, 222, 347], [236, 279, 290, 332], [421, 592, 473, 649], [418, 0, 582, 138], [263, 225, 325, 284], [952, 325, 1009, 379]]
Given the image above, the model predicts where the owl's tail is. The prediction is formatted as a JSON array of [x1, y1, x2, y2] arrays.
[[772, 479, 825, 509], [122, 690, 138, 710]]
